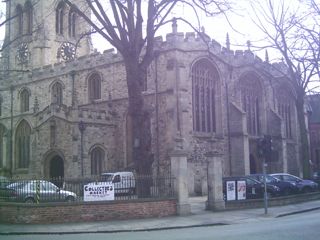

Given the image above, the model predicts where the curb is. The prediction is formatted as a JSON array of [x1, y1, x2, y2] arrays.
[[0, 223, 228, 236], [276, 207, 320, 218]]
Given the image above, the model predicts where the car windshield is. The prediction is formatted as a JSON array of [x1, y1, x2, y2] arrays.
[[266, 175, 278, 183], [284, 175, 301, 182], [7, 182, 25, 189], [42, 181, 58, 191], [101, 174, 114, 181]]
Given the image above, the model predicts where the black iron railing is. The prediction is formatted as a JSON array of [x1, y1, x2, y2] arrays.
[[0, 174, 176, 203]]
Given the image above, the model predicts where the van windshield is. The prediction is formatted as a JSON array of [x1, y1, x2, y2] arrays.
[[101, 174, 113, 182]]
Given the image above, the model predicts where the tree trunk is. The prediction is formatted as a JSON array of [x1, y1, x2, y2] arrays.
[[296, 92, 310, 178], [124, 59, 153, 196]]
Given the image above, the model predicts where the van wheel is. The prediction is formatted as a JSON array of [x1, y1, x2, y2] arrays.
[[25, 197, 35, 203], [129, 188, 136, 195], [66, 196, 75, 202]]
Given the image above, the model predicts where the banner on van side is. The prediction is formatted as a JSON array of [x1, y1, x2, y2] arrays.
[[84, 182, 115, 201]]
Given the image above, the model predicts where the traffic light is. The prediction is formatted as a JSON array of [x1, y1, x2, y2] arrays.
[[257, 135, 273, 160]]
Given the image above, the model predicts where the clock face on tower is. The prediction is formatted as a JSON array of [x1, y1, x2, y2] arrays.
[[59, 42, 76, 61], [16, 43, 29, 63]]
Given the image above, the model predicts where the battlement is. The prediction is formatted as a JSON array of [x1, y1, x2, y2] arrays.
[[29, 48, 123, 80], [25, 29, 284, 81]]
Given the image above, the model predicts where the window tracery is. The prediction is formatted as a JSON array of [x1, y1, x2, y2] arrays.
[[240, 74, 262, 136], [192, 59, 218, 133], [88, 73, 102, 101], [91, 147, 104, 175], [15, 120, 31, 169]]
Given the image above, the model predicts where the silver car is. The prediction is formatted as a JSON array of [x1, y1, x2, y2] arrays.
[[7, 180, 77, 203]]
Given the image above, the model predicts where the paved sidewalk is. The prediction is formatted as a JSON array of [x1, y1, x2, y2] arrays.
[[0, 197, 320, 235]]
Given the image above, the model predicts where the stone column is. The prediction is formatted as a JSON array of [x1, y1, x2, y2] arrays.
[[205, 152, 225, 211], [170, 150, 191, 215]]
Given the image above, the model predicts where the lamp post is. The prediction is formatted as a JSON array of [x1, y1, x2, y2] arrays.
[[258, 135, 273, 215]]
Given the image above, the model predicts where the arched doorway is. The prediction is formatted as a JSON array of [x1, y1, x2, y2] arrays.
[[49, 156, 64, 187]]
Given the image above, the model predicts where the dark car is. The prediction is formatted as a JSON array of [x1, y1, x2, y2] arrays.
[[312, 171, 320, 189], [271, 173, 318, 193], [249, 174, 299, 195], [223, 176, 280, 200]]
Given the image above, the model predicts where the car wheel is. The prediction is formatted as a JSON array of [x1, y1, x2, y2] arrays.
[[302, 187, 312, 193], [66, 196, 75, 202], [283, 188, 291, 196], [25, 197, 35, 204]]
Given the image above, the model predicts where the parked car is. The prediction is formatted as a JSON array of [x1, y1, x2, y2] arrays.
[[249, 174, 299, 195], [6, 180, 77, 203], [100, 171, 136, 195], [270, 173, 318, 193], [223, 176, 280, 200], [0, 176, 16, 201], [312, 171, 320, 189]]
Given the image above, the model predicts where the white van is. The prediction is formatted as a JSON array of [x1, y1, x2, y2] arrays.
[[101, 172, 136, 195]]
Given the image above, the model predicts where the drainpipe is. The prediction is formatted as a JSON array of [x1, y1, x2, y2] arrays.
[[9, 85, 14, 175], [70, 71, 76, 107], [154, 51, 160, 176], [226, 66, 233, 175], [6, 0, 12, 69], [78, 121, 86, 177], [175, 59, 181, 133]]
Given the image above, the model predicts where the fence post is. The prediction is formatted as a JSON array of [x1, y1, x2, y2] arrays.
[[205, 152, 225, 211], [170, 150, 190, 215], [36, 180, 40, 204]]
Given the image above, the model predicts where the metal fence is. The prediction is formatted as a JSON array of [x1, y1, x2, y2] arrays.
[[0, 174, 176, 204]]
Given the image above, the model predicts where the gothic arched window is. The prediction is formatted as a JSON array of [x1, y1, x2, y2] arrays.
[[0, 125, 5, 169], [16, 5, 23, 36], [15, 120, 31, 169], [51, 82, 63, 105], [192, 59, 219, 133], [56, 2, 65, 35], [24, 1, 33, 35], [68, 9, 76, 37], [91, 147, 104, 175], [240, 74, 262, 136], [277, 88, 293, 138], [88, 73, 101, 101], [20, 89, 30, 113]]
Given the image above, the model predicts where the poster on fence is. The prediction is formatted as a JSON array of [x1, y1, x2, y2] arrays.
[[226, 181, 236, 201], [84, 182, 115, 201], [237, 180, 246, 200]]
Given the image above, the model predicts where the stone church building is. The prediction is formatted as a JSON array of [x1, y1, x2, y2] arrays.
[[0, 0, 301, 195]]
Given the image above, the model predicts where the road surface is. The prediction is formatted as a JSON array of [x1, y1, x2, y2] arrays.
[[1, 209, 320, 240]]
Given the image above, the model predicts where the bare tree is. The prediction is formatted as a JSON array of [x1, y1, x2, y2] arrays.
[[250, 0, 320, 177], [63, 0, 232, 176]]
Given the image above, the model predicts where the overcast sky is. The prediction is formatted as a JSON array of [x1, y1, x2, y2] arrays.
[[0, 1, 265, 55], [0, 0, 313, 63]]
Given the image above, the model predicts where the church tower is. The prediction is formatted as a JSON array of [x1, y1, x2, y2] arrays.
[[2, 0, 92, 71]]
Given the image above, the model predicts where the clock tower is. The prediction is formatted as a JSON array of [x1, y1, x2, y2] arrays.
[[3, 0, 92, 71]]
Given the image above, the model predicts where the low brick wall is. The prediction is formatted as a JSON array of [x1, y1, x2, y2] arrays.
[[226, 192, 320, 209], [0, 199, 177, 224]]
